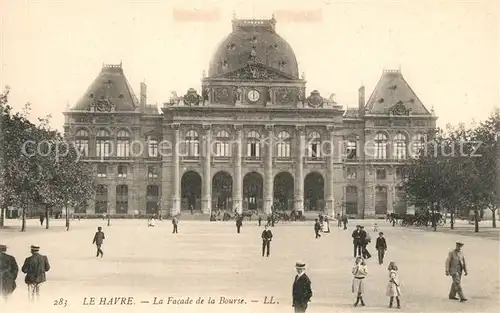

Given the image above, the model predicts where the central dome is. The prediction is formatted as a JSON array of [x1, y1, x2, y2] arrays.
[[208, 18, 299, 78]]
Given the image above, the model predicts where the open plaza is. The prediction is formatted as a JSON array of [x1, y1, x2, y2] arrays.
[[1, 218, 499, 313]]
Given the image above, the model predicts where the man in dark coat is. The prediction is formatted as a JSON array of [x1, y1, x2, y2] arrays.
[[261, 225, 273, 257], [292, 261, 312, 313], [0, 244, 19, 300], [21, 245, 50, 301], [342, 215, 348, 230], [359, 226, 371, 259], [236, 216, 243, 233], [375, 232, 387, 264], [314, 219, 321, 239], [351, 225, 362, 257], [92, 227, 105, 257]]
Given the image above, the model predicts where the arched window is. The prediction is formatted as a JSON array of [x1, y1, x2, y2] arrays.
[[116, 130, 130, 157], [308, 131, 321, 158], [96, 129, 111, 157], [276, 131, 291, 158], [393, 133, 407, 159], [74, 129, 89, 156], [411, 133, 426, 158], [246, 130, 261, 158], [214, 130, 231, 157], [185, 130, 199, 157], [374, 133, 388, 159]]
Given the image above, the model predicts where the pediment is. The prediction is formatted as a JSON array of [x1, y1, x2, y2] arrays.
[[213, 62, 295, 80]]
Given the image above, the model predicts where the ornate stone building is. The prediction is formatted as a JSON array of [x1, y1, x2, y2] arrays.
[[64, 17, 436, 218]]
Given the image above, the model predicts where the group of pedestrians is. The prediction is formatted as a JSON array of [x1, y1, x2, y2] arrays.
[[351, 225, 372, 259], [0, 244, 50, 302]]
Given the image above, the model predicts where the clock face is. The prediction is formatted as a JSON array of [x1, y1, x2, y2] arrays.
[[247, 90, 260, 102]]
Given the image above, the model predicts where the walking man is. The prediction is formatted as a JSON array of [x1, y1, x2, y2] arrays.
[[375, 232, 387, 265], [92, 226, 105, 257], [351, 225, 362, 257], [337, 213, 342, 227], [21, 245, 50, 301], [445, 241, 468, 302], [236, 216, 243, 233], [292, 261, 312, 313], [314, 219, 321, 239], [172, 216, 179, 233], [342, 215, 348, 230], [359, 226, 371, 259], [261, 225, 273, 257], [0, 244, 18, 301]]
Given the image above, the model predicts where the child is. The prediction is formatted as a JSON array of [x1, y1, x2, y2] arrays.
[[373, 222, 378, 232], [376, 232, 388, 265], [386, 262, 401, 309], [351, 256, 368, 307]]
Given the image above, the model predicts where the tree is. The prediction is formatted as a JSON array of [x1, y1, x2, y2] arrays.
[[403, 111, 499, 233], [0, 87, 95, 231]]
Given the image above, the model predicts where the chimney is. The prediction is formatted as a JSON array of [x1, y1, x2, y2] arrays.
[[358, 86, 365, 117], [140, 82, 147, 112]]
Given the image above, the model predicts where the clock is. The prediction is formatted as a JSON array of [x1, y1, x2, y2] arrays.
[[247, 89, 260, 102]]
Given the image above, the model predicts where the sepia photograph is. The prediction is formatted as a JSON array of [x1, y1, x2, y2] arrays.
[[0, 0, 498, 312]]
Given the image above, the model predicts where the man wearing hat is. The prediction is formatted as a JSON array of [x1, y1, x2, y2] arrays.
[[21, 245, 50, 301], [92, 226, 105, 257], [292, 262, 313, 313], [445, 241, 468, 302], [351, 225, 362, 257], [0, 244, 19, 300]]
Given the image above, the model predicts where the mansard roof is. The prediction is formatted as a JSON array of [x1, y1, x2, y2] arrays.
[[365, 70, 430, 115], [73, 63, 138, 111]]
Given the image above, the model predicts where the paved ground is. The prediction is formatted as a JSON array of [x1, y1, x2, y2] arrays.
[[1, 218, 499, 313]]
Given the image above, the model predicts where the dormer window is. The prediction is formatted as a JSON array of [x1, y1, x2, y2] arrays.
[[118, 94, 124, 99], [227, 43, 236, 50], [378, 98, 384, 103], [89, 93, 94, 98]]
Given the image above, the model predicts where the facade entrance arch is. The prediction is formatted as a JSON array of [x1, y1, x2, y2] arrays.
[[181, 171, 202, 211], [212, 171, 233, 211], [304, 172, 325, 211], [273, 172, 294, 211], [243, 172, 263, 211]]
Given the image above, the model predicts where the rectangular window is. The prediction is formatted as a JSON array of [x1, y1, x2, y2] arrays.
[[97, 165, 107, 178], [347, 168, 357, 179], [396, 167, 404, 180], [75, 139, 89, 156], [376, 168, 386, 180], [148, 137, 158, 157], [96, 140, 111, 157], [117, 140, 130, 157], [117, 165, 127, 178], [148, 166, 158, 178], [346, 140, 357, 159]]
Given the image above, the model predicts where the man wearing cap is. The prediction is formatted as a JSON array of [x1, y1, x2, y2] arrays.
[[445, 241, 468, 302], [21, 245, 50, 301], [92, 227, 105, 257], [0, 244, 19, 300], [292, 262, 313, 313]]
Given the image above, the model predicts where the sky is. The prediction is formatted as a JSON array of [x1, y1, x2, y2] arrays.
[[1, 0, 499, 131]]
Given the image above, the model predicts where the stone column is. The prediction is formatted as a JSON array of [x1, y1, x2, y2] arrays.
[[171, 123, 181, 216], [294, 125, 305, 212], [161, 124, 173, 217], [202, 124, 212, 214], [332, 134, 344, 217], [264, 124, 274, 214], [108, 180, 116, 215], [325, 125, 335, 216], [233, 124, 243, 214]]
